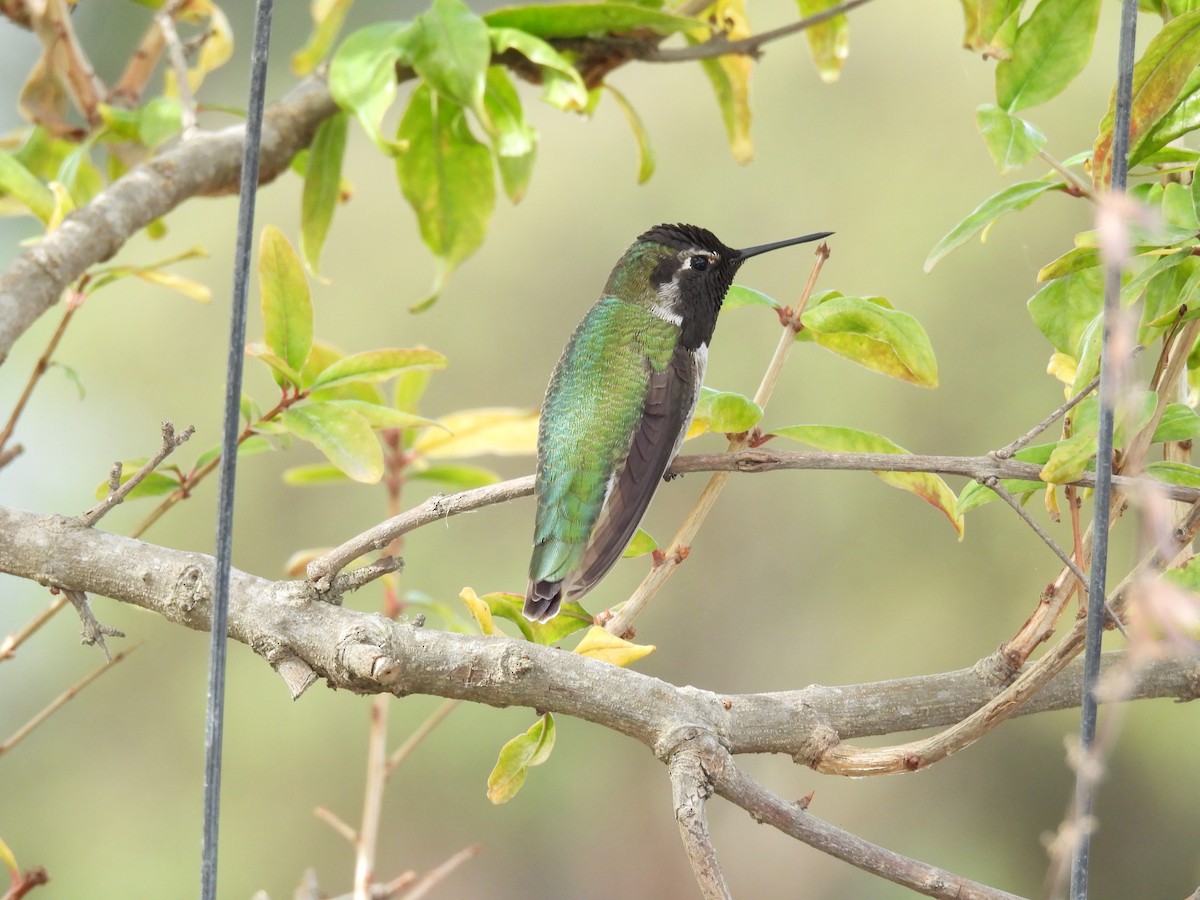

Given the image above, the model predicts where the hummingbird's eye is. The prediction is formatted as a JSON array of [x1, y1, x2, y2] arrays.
[[689, 255, 710, 272]]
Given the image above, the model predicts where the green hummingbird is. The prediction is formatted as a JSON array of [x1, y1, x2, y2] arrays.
[[524, 223, 832, 622]]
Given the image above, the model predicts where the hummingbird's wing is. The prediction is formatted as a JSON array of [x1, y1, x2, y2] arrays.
[[562, 344, 700, 601]]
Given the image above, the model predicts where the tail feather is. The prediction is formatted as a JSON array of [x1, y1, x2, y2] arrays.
[[524, 579, 563, 623]]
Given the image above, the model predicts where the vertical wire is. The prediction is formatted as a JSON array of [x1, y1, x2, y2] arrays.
[[200, 2, 275, 897], [1069, 2, 1138, 897]]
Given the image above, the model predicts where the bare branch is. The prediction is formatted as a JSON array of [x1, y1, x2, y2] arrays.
[[992, 374, 1100, 460], [79, 421, 194, 527], [62, 589, 125, 659], [709, 742, 1027, 900], [0, 595, 67, 662], [155, 2, 198, 138], [402, 844, 481, 900], [314, 806, 358, 846], [0, 300, 78, 457], [386, 699, 461, 775], [669, 735, 731, 900], [0, 641, 139, 759]]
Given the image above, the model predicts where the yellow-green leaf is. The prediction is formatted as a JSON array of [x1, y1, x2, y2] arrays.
[[309, 348, 447, 391], [301, 111, 348, 276], [281, 402, 384, 483], [460, 586, 497, 635], [622, 528, 657, 559], [976, 103, 1047, 173], [573, 626, 656, 666], [413, 407, 539, 458], [0, 148, 54, 222], [0, 835, 17, 877], [487, 712, 555, 805], [329, 20, 411, 152], [93, 461, 180, 500], [259, 225, 314, 375], [771, 424, 964, 538], [325, 399, 445, 431], [797, 0, 850, 83], [800, 296, 938, 387], [689, 0, 753, 163], [995, 0, 1100, 112], [282, 463, 351, 485], [605, 84, 655, 184], [483, 66, 537, 203], [246, 342, 304, 388], [925, 180, 1060, 272], [292, 0, 356, 75], [686, 388, 762, 439]]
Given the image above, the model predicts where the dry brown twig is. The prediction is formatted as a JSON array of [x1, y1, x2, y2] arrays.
[[79, 421, 195, 527]]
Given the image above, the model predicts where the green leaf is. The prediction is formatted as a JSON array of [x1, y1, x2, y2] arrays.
[[138, 96, 183, 149], [688, 388, 763, 438], [771, 424, 964, 537], [281, 402, 384, 483], [488, 27, 588, 112], [483, 66, 537, 203], [292, 0, 355, 75], [925, 180, 1060, 272], [49, 361, 85, 399], [1095, 9, 1200, 190], [797, 0, 850, 83], [800, 296, 939, 387], [394, 368, 433, 413], [487, 713, 556, 804], [1120, 248, 1194, 308], [0, 148, 54, 222], [324, 398, 445, 431], [259, 225, 314, 376], [308, 348, 448, 391], [483, 3, 699, 38], [1141, 258, 1200, 339], [329, 21, 410, 152], [480, 591, 591, 644], [976, 103, 1047, 173], [1147, 460, 1200, 488], [995, 0, 1100, 112], [282, 462, 352, 486], [1163, 181, 1200, 231], [93, 463, 180, 500], [1027, 267, 1104, 355], [301, 111, 348, 275], [396, 84, 495, 308], [406, 0, 491, 122], [409, 462, 501, 489], [1153, 403, 1200, 442], [605, 84, 655, 184], [724, 284, 781, 310], [622, 527, 657, 559]]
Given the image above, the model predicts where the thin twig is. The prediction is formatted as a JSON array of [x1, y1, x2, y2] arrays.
[[0, 641, 140, 759], [1039, 150, 1097, 202], [986, 478, 1090, 588], [401, 844, 481, 900], [314, 806, 358, 846], [644, 0, 877, 63], [155, 0, 198, 137], [78, 422, 194, 527], [354, 696, 389, 900], [385, 700, 462, 775], [992, 374, 1101, 460], [0, 300, 78, 457], [0, 442, 22, 470], [0, 595, 68, 662], [62, 589, 124, 659]]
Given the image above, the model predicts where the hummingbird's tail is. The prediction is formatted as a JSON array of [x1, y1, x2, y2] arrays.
[[524, 579, 562, 622]]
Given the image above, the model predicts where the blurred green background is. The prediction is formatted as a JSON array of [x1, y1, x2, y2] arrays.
[[2, 3, 1198, 898]]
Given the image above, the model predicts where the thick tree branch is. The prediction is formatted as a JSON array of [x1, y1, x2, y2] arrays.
[[3, 505, 1196, 754], [0, 77, 338, 364]]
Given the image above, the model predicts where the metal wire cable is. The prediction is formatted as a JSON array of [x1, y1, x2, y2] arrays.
[[1070, 2, 1138, 897], [200, 2, 275, 897]]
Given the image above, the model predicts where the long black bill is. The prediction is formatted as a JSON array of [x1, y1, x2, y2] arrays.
[[734, 231, 833, 261]]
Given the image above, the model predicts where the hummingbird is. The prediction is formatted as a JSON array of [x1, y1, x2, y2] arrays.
[[524, 223, 832, 622]]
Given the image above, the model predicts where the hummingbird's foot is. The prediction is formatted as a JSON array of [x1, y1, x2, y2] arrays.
[[662, 469, 681, 482]]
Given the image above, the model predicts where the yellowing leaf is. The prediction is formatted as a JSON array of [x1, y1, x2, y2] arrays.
[[281, 402, 384, 483], [622, 528, 657, 559], [0, 835, 18, 877], [605, 84, 655, 184], [800, 295, 939, 387], [573, 626, 656, 667], [292, 0, 356, 75], [259, 225, 314, 375], [797, 0, 850, 83], [460, 586, 496, 635], [487, 712, 555, 804], [690, 0, 753, 162], [413, 407, 539, 458], [166, 0, 233, 95], [308, 347, 447, 391]]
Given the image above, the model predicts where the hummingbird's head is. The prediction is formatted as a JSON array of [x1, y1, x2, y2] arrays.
[[610, 223, 832, 351]]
